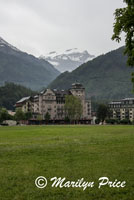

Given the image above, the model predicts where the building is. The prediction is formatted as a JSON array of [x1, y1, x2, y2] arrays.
[[15, 96, 34, 113], [7, 110, 15, 116], [109, 98, 134, 122], [15, 83, 92, 122]]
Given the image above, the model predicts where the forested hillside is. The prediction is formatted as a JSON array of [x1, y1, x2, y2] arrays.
[[49, 47, 134, 101], [0, 37, 60, 90], [0, 83, 36, 110]]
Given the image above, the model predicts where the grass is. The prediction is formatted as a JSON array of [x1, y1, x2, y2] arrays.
[[0, 125, 134, 200]]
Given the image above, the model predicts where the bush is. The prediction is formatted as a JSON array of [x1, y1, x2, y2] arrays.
[[106, 118, 120, 124], [120, 119, 131, 125], [0, 108, 12, 123]]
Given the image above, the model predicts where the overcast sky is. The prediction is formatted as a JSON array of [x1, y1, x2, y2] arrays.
[[0, 0, 125, 57]]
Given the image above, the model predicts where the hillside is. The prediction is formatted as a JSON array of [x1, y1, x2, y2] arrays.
[[40, 48, 95, 72], [0, 37, 60, 90], [0, 82, 36, 110], [49, 47, 134, 101]]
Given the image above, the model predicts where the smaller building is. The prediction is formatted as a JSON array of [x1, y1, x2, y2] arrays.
[[109, 98, 134, 122], [8, 110, 15, 116], [16, 96, 34, 113]]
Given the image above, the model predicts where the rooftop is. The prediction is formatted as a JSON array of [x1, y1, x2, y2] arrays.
[[109, 101, 121, 105], [16, 96, 31, 104], [71, 82, 84, 89], [122, 98, 134, 101]]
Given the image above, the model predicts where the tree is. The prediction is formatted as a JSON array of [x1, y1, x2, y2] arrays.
[[14, 108, 25, 121], [44, 112, 51, 123], [97, 104, 109, 123], [112, 0, 134, 67], [64, 95, 83, 122], [0, 108, 9, 123], [37, 115, 43, 121], [25, 112, 32, 120]]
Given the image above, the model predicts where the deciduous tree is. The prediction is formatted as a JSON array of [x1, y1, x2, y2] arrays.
[[112, 0, 134, 67], [0, 108, 9, 123], [45, 112, 51, 123], [64, 95, 83, 122], [14, 108, 25, 121], [97, 104, 109, 123], [25, 112, 32, 120], [112, 0, 134, 90]]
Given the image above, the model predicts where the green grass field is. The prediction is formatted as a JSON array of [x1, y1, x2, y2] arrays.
[[0, 125, 134, 200]]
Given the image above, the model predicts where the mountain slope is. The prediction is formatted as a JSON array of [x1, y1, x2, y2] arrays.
[[0, 37, 60, 90], [0, 82, 36, 110], [40, 48, 95, 72], [49, 47, 134, 100]]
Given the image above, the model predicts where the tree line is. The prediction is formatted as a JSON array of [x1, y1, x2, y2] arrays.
[[0, 82, 36, 110], [0, 108, 32, 124]]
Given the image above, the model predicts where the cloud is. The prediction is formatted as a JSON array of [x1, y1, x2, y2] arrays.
[[0, 0, 125, 56]]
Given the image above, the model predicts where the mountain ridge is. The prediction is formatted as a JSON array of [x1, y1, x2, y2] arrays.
[[49, 47, 134, 101], [40, 48, 95, 72], [0, 37, 60, 90]]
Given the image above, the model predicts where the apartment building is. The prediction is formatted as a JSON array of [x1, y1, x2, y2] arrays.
[[109, 98, 134, 121]]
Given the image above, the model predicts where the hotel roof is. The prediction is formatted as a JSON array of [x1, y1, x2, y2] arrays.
[[16, 96, 31, 104]]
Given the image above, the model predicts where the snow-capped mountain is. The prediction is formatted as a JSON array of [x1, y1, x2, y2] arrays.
[[40, 48, 95, 72], [0, 37, 20, 52]]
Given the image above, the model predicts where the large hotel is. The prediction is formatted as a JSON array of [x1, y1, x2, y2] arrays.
[[16, 83, 92, 123], [109, 98, 134, 122]]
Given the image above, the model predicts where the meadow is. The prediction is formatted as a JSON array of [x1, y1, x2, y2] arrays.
[[0, 125, 134, 200]]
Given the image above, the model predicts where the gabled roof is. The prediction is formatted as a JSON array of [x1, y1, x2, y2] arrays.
[[16, 96, 31, 104], [40, 89, 46, 94], [109, 101, 121, 105], [122, 98, 134, 101]]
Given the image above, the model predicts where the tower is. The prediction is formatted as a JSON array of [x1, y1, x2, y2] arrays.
[[70, 82, 85, 100]]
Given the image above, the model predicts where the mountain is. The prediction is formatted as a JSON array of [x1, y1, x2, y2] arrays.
[[0, 82, 36, 110], [0, 37, 60, 90], [49, 47, 134, 101], [40, 48, 95, 72]]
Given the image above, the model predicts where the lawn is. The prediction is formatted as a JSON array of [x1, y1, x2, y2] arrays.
[[0, 125, 134, 200]]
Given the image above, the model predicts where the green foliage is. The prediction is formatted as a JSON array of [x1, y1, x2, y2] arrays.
[[49, 47, 134, 101], [106, 118, 131, 125], [64, 95, 82, 121], [36, 115, 43, 121], [25, 112, 32, 120], [0, 108, 10, 123], [120, 119, 131, 124], [0, 82, 36, 110], [14, 108, 25, 121], [106, 118, 120, 124], [44, 112, 51, 122], [97, 104, 109, 123], [112, 0, 134, 67], [64, 116, 70, 122]]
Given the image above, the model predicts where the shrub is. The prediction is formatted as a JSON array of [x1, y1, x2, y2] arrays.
[[106, 118, 120, 124], [120, 119, 131, 125]]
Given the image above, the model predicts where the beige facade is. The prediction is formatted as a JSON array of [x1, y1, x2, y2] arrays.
[[16, 96, 33, 113], [109, 98, 134, 122], [16, 83, 91, 121]]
